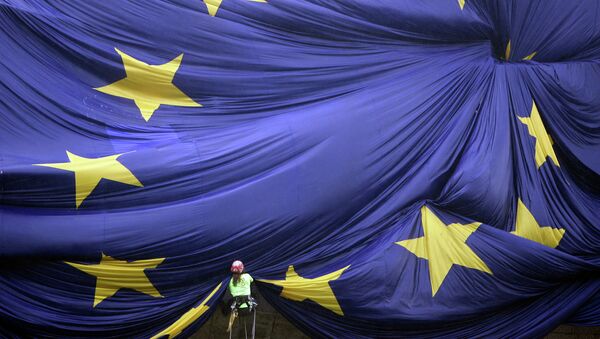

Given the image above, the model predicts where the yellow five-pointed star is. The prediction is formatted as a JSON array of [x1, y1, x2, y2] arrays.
[[396, 206, 492, 297], [511, 199, 565, 248], [518, 100, 559, 168], [504, 40, 537, 61], [150, 282, 222, 338], [458, 0, 465, 10], [66, 253, 165, 307], [203, 0, 266, 17], [35, 151, 142, 208], [259, 265, 349, 315], [95, 48, 201, 121]]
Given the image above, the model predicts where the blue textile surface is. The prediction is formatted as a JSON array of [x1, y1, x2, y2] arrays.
[[0, 0, 599, 337]]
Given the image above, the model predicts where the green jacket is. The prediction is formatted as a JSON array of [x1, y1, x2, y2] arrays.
[[229, 273, 253, 298]]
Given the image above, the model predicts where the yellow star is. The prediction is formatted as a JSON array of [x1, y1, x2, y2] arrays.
[[66, 253, 165, 307], [511, 199, 565, 248], [95, 48, 201, 121], [150, 282, 222, 338], [203, 0, 267, 17], [504, 40, 537, 61], [34, 151, 142, 208], [518, 100, 559, 168], [523, 51, 537, 60], [259, 265, 349, 315], [396, 206, 492, 297], [458, 0, 465, 10]]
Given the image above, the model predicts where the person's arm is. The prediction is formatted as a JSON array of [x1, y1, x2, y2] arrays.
[[220, 282, 233, 315], [250, 277, 259, 302]]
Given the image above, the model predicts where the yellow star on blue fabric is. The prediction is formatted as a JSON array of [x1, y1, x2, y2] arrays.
[[260, 265, 349, 315], [511, 198, 565, 248], [518, 100, 559, 168], [203, 0, 267, 17], [150, 283, 222, 338], [95, 48, 201, 121], [34, 151, 142, 208], [505, 40, 537, 61], [66, 253, 165, 307], [396, 206, 492, 297]]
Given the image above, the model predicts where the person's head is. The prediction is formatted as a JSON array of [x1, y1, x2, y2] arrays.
[[230, 260, 244, 285]]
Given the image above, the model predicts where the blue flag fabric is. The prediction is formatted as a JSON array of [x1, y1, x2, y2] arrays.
[[1, 0, 600, 337]]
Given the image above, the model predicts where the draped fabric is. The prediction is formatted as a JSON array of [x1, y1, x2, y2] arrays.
[[1, 0, 599, 337]]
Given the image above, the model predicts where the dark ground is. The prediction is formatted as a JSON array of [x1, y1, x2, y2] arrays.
[[190, 290, 308, 339], [190, 290, 599, 339]]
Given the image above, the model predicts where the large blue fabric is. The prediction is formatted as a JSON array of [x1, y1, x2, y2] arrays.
[[1, 0, 599, 338]]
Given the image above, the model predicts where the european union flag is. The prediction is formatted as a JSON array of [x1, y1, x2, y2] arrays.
[[1, 0, 599, 337]]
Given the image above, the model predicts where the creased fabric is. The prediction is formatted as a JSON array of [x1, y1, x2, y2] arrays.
[[0, 0, 599, 338]]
